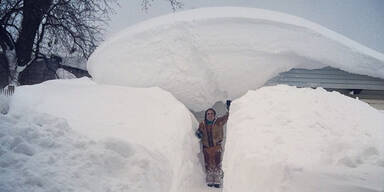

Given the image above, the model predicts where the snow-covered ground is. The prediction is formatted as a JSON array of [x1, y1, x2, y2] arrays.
[[2, 78, 206, 192], [1, 7, 384, 192], [224, 85, 384, 191], [88, 7, 384, 112], [0, 112, 172, 192], [1, 80, 383, 192]]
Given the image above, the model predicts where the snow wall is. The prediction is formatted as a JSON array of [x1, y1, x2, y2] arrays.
[[224, 85, 384, 192], [88, 7, 384, 111], [3, 79, 384, 192], [5, 78, 206, 192]]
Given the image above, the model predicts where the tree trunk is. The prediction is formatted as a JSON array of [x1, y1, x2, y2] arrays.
[[14, 0, 52, 69], [0, 53, 9, 88]]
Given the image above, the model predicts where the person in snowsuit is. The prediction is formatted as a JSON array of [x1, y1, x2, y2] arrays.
[[195, 100, 231, 188]]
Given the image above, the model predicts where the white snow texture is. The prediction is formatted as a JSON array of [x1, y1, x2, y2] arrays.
[[88, 7, 384, 111], [0, 113, 171, 192], [4, 78, 206, 192], [3, 79, 384, 192], [1, 7, 384, 192], [224, 85, 384, 192]]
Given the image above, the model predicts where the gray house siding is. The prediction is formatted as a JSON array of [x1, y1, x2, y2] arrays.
[[266, 66, 384, 110], [266, 67, 384, 90]]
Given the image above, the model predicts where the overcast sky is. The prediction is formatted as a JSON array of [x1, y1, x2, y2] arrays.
[[106, 0, 384, 53]]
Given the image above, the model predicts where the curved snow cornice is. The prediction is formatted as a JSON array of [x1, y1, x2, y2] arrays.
[[88, 7, 384, 111]]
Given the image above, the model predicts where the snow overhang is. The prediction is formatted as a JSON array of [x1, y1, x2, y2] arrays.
[[88, 7, 384, 111]]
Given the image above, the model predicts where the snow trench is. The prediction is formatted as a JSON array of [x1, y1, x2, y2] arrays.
[[4, 79, 384, 192]]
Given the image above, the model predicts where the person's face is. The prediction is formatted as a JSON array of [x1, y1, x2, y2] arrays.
[[206, 110, 215, 121]]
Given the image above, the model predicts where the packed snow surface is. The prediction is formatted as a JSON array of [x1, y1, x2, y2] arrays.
[[4, 78, 206, 192], [2, 79, 383, 191], [88, 7, 384, 111], [224, 85, 384, 192], [0, 113, 172, 192]]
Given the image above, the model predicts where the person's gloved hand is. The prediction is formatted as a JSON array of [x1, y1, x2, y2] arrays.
[[226, 100, 232, 110], [195, 129, 203, 139]]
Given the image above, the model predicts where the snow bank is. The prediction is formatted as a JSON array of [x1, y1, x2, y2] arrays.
[[88, 7, 384, 111], [0, 113, 171, 192], [4, 79, 384, 191], [223, 85, 384, 192], [6, 78, 206, 192]]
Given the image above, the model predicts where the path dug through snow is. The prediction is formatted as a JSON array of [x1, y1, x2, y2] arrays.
[[2, 79, 384, 192], [85, 7, 384, 190]]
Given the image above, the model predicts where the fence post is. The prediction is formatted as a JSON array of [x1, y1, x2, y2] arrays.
[[0, 85, 15, 96]]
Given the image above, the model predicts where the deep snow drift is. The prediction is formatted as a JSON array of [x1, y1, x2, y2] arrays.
[[2, 79, 383, 191], [3, 7, 384, 192], [106, 0, 384, 53], [0, 113, 172, 192], [224, 85, 384, 192], [88, 7, 384, 111], [4, 78, 206, 192]]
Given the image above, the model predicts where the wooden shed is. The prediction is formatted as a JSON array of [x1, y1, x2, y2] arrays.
[[265, 66, 384, 110]]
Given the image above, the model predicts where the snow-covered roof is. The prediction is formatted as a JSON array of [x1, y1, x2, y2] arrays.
[[88, 7, 384, 111]]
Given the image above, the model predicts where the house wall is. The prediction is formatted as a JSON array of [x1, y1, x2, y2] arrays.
[[266, 66, 384, 110], [0, 55, 91, 87], [266, 67, 384, 90], [361, 99, 384, 110]]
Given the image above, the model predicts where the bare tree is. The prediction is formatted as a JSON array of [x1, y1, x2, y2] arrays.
[[142, 0, 182, 11], [0, 0, 182, 86]]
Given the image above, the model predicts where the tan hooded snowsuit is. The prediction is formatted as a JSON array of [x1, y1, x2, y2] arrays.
[[198, 112, 229, 183]]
